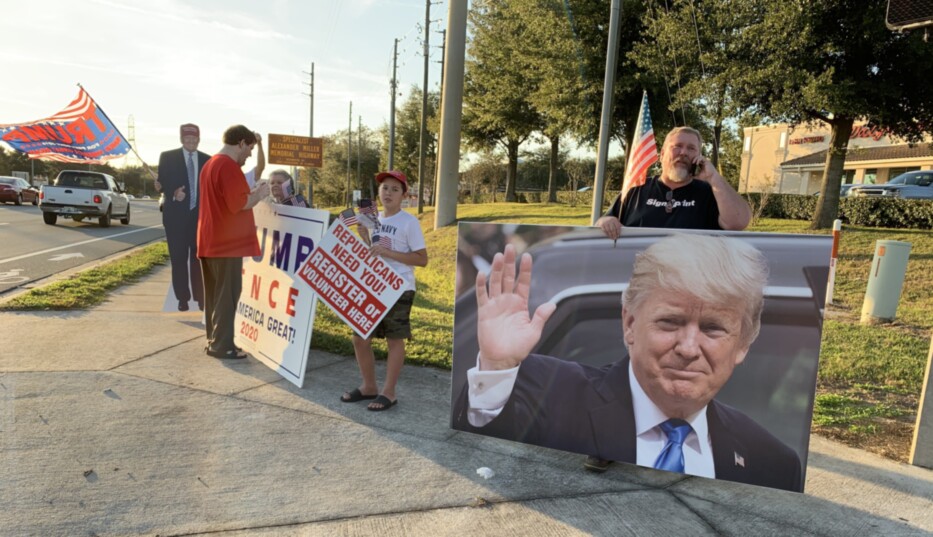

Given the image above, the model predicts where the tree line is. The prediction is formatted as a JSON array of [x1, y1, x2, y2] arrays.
[[457, 0, 932, 229], [7, 0, 930, 228]]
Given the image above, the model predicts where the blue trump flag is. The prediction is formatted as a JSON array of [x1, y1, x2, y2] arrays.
[[0, 86, 131, 164]]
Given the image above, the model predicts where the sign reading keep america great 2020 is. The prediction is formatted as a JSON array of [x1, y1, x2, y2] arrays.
[[234, 201, 329, 388], [297, 218, 405, 339]]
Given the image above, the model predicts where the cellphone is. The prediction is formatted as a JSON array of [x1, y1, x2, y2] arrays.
[[689, 161, 700, 177]]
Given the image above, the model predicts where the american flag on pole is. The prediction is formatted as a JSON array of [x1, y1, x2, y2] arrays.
[[338, 208, 358, 227], [621, 91, 658, 192], [0, 86, 131, 164]]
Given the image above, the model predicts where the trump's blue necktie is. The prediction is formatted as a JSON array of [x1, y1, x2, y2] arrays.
[[653, 419, 692, 473]]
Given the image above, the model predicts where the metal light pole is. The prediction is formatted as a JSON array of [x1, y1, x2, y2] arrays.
[[590, 0, 622, 225]]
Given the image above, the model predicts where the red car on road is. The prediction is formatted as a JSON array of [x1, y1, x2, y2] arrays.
[[0, 176, 40, 205]]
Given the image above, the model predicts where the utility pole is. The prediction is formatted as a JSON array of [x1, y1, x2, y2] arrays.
[[303, 62, 315, 204], [434, 0, 467, 229], [389, 38, 398, 170], [433, 27, 446, 207], [357, 115, 362, 195], [347, 101, 352, 207], [417, 0, 431, 214], [438, 29, 446, 95]]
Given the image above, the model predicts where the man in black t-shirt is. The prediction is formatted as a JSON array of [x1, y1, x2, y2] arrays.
[[586, 126, 751, 473], [596, 127, 751, 237]]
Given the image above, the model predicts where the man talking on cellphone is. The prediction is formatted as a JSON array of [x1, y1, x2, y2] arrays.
[[586, 126, 752, 473], [596, 127, 751, 236]]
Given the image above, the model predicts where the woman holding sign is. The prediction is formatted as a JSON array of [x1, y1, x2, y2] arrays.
[[340, 171, 428, 411]]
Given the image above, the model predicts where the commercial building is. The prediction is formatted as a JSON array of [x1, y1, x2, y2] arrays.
[[740, 122, 933, 194]]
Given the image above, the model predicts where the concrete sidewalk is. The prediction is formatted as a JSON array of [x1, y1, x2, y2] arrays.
[[1, 265, 931, 536]]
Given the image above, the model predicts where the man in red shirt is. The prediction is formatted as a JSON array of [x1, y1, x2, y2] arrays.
[[197, 125, 271, 359]]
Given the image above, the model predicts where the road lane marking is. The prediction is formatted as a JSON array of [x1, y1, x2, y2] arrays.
[[0, 224, 164, 265], [0, 268, 28, 284], [49, 253, 86, 261]]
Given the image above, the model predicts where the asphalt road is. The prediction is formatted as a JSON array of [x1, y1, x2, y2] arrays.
[[0, 199, 165, 296]]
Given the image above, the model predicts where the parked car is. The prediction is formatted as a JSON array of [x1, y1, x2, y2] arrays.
[[812, 183, 858, 198], [848, 170, 933, 199], [158, 193, 164, 212], [0, 176, 40, 205], [39, 170, 131, 227]]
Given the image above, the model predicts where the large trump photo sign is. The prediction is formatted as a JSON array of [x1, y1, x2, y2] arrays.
[[450, 224, 831, 493]]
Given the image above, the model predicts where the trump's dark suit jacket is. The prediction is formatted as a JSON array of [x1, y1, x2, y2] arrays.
[[158, 147, 210, 220], [452, 354, 803, 492]]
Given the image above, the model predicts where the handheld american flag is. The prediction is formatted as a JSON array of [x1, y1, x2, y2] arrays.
[[338, 208, 358, 227], [621, 91, 658, 193], [357, 198, 379, 230], [0, 86, 131, 164]]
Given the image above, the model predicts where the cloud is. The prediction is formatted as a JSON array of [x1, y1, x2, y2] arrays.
[[90, 0, 305, 42]]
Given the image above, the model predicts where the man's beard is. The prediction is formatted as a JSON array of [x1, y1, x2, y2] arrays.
[[667, 163, 690, 183]]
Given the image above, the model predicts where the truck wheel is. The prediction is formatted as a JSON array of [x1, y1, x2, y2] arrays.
[[43, 212, 57, 225], [15, 193, 22, 206], [99, 206, 112, 228], [120, 204, 131, 225]]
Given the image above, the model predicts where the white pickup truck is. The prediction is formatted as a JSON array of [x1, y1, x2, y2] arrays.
[[39, 170, 131, 227]]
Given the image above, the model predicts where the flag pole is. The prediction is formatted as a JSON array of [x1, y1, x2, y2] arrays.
[[618, 90, 658, 219], [618, 90, 646, 213], [77, 83, 155, 178]]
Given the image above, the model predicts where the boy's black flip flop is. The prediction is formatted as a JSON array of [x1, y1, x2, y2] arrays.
[[367, 395, 397, 411], [341, 388, 378, 403]]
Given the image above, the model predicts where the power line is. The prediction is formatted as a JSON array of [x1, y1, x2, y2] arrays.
[[688, 0, 707, 80], [647, 0, 678, 126]]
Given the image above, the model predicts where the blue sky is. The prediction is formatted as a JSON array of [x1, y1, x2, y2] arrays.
[[0, 0, 445, 166]]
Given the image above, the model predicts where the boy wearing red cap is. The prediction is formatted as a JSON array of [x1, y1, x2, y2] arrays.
[[340, 170, 428, 411]]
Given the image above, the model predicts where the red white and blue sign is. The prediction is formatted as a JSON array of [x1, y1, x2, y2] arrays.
[[0, 87, 131, 164]]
